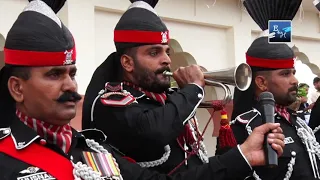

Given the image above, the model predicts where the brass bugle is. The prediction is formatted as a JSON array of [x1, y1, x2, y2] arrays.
[[163, 63, 252, 106]]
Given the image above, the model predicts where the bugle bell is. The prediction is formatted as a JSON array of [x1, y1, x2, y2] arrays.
[[163, 63, 252, 107]]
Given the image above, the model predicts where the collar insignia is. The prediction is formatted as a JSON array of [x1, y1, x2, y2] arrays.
[[284, 137, 294, 145], [19, 167, 40, 174], [0, 128, 11, 140]]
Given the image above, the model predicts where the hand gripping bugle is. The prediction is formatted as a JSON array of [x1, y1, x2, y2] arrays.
[[163, 63, 252, 107]]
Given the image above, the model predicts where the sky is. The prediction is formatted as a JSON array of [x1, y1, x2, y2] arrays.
[[295, 60, 318, 103]]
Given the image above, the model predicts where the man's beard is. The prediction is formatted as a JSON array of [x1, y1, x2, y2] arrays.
[[273, 85, 298, 106], [132, 61, 171, 93]]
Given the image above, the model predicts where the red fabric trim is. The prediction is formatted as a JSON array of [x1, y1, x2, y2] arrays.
[[0, 136, 74, 180], [4, 47, 76, 66], [114, 30, 170, 44], [275, 104, 290, 122], [246, 54, 294, 69], [122, 156, 137, 163]]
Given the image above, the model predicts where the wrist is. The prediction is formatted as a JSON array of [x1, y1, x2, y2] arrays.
[[239, 144, 254, 166], [193, 80, 205, 88]]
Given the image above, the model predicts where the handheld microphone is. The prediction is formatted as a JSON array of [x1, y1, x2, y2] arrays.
[[258, 92, 278, 167]]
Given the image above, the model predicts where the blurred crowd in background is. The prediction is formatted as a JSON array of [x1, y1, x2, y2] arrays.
[[288, 77, 320, 125]]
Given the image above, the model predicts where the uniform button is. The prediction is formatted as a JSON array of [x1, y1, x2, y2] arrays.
[[40, 139, 47, 145], [197, 93, 203, 98], [291, 151, 296, 156], [3, 129, 10, 134]]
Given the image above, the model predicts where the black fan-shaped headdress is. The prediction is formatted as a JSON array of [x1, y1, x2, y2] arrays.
[[244, 0, 302, 31], [82, 0, 170, 129]]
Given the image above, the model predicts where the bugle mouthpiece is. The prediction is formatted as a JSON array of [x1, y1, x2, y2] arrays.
[[163, 71, 173, 76]]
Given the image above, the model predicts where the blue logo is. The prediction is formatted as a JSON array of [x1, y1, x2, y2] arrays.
[[268, 20, 292, 43]]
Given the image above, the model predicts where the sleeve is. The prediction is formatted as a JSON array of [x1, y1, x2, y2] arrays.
[[115, 146, 252, 180], [231, 121, 249, 145], [95, 84, 204, 146], [309, 97, 320, 130]]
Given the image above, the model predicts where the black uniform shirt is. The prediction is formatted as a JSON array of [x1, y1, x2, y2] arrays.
[[0, 116, 253, 180], [87, 83, 206, 174], [232, 108, 320, 180]]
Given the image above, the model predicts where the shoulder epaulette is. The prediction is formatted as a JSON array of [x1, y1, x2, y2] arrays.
[[99, 82, 137, 107], [235, 108, 260, 125]]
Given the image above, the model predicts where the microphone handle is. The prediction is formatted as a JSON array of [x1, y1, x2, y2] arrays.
[[261, 104, 278, 167]]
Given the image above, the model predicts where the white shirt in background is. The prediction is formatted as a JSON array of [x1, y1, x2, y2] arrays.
[[310, 91, 320, 103]]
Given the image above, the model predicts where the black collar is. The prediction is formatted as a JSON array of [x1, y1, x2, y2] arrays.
[[123, 85, 145, 98], [0, 116, 107, 151], [5, 116, 40, 149], [123, 84, 177, 97]]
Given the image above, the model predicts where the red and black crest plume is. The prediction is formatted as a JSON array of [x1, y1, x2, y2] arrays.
[[241, 0, 302, 70]]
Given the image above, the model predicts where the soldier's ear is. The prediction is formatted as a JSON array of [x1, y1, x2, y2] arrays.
[[255, 75, 268, 92], [8, 76, 25, 103], [120, 54, 134, 73]]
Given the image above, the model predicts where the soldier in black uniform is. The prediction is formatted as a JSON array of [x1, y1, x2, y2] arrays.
[[0, 0, 286, 179], [82, 0, 211, 175], [228, 1, 320, 178], [231, 39, 320, 179], [81, 0, 285, 176]]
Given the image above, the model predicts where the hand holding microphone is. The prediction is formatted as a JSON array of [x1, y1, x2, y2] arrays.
[[239, 92, 283, 167], [258, 91, 278, 167]]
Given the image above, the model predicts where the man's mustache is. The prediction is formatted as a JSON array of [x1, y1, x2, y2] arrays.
[[56, 91, 82, 103], [155, 67, 171, 74], [289, 86, 298, 92]]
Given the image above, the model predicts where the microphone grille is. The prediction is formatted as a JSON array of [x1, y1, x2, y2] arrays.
[[258, 91, 275, 102]]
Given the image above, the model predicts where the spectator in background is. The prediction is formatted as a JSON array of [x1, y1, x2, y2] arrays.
[[310, 77, 320, 104], [296, 83, 312, 124]]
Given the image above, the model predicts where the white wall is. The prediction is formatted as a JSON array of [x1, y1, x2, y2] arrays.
[[0, 0, 27, 39], [164, 20, 231, 69], [94, 10, 119, 67]]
